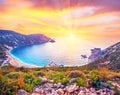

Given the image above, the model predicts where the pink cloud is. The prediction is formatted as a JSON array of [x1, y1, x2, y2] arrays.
[[63, 7, 99, 19]]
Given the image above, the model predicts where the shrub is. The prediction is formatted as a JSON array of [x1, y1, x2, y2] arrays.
[[32, 79, 42, 86], [69, 71, 82, 78], [18, 67, 27, 72], [61, 77, 70, 85], [23, 84, 34, 93], [88, 73, 98, 81], [0, 80, 19, 95], [6, 72, 20, 79], [76, 78, 86, 87], [34, 71, 45, 77], [24, 74, 34, 84], [114, 86, 120, 95], [84, 70, 89, 74], [92, 79, 103, 89], [48, 72, 65, 83]]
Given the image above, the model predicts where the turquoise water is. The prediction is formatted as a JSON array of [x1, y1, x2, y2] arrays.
[[10, 37, 117, 67], [10, 38, 100, 67]]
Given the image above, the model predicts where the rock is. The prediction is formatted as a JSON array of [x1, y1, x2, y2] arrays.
[[56, 83, 64, 89], [78, 90, 86, 95], [17, 82, 115, 95], [32, 93, 40, 95], [69, 78, 77, 83], [90, 87, 96, 93], [56, 88, 64, 95], [34, 88, 44, 93], [102, 82, 109, 88], [49, 79, 54, 83], [41, 77, 47, 83], [115, 77, 120, 81], [65, 84, 79, 93], [17, 89, 30, 95]]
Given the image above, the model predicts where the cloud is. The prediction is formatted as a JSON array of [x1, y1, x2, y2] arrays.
[[63, 7, 99, 19], [0, 0, 120, 39], [73, 15, 120, 26], [28, 0, 120, 12]]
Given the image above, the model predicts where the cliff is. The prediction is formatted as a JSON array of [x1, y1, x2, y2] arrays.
[[87, 42, 120, 70], [0, 29, 54, 67], [0, 30, 53, 47]]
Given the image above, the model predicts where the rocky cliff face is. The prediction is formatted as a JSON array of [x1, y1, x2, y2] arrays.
[[0, 29, 54, 67], [88, 42, 120, 70], [88, 48, 102, 63], [0, 30, 52, 47]]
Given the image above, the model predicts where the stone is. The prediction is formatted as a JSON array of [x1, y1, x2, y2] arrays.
[[56, 88, 64, 95], [65, 84, 79, 93], [78, 91, 86, 95], [17, 82, 115, 95], [34, 88, 43, 93], [32, 93, 40, 95], [17, 89, 30, 95], [41, 77, 47, 83], [102, 83, 109, 88], [90, 87, 96, 93], [49, 79, 54, 83], [69, 78, 77, 83]]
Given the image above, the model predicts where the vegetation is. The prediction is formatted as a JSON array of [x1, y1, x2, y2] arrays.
[[0, 65, 120, 95]]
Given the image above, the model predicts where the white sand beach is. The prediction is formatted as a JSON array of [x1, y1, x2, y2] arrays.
[[6, 49, 40, 68]]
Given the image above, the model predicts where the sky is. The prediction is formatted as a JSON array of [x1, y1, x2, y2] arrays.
[[0, 0, 120, 41]]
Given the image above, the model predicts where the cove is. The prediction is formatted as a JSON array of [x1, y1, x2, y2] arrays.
[[10, 38, 92, 67]]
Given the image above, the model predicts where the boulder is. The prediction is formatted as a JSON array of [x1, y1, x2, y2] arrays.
[[65, 84, 79, 93], [41, 77, 47, 83], [32, 93, 40, 95], [17, 89, 30, 95], [69, 78, 77, 83]]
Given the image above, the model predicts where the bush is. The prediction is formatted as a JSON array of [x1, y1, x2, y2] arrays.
[[6, 72, 20, 79], [18, 67, 27, 72], [24, 74, 34, 84], [0, 80, 19, 95], [88, 73, 98, 81], [48, 72, 65, 83], [114, 86, 120, 95], [76, 78, 86, 87], [34, 71, 45, 77], [69, 71, 82, 78], [84, 70, 89, 74], [61, 77, 70, 85], [92, 79, 103, 89], [32, 79, 42, 86], [23, 84, 34, 93]]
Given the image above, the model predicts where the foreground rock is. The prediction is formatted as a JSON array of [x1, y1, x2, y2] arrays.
[[17, 83, 115, 95], [17, 89, 31, 95]]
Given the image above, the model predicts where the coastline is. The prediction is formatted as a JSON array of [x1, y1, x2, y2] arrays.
[[6, 49, 40, 68]]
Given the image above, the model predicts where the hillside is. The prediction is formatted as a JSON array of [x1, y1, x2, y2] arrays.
[[0, 30, 53, 47], [0, 30, 54, 67], [87, 42, 120, 70]]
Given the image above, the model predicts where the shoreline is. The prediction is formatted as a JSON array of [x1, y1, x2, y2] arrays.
[[6, 49, 40, 68]]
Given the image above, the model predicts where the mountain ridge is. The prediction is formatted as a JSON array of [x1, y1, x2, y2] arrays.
[[0, 29, 53, 47]]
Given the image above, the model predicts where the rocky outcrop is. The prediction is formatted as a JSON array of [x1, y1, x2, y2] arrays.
[[87, 42, 120, 70], [0, 30, 54, 47], [88, 48, 102, 63]]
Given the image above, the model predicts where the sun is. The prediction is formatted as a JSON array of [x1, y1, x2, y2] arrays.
[[69, 34, 75, 39]]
